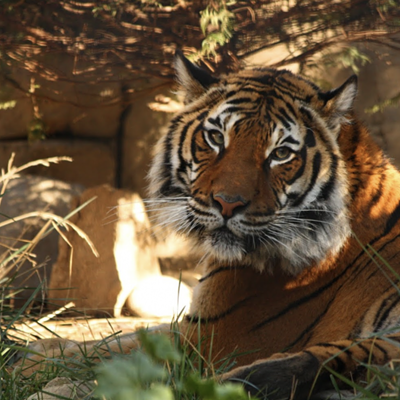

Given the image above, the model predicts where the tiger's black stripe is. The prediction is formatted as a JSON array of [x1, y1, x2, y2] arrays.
[[190, 124, 207, 165], [287, 145, 307, 185], [365, 248, 400, 281], [368, 172, 385, 209], [284, 296, 339, 350], [226, 97, 255, 106], [186, 296, 254, 324], [281, 136, 300, 146], [373, 293, 400, 332], [292, 151, 322, 207], [278, 107, 295, 127], [188, 203, 214, 218], [199, 265, 248, 283], [304, 129, 316, 147], [250, 275, 344, 332], [381, 200, 400, 240], [318, 153, 338, 201], [176, 117, 200, 186], [371, 341, 390, 361]]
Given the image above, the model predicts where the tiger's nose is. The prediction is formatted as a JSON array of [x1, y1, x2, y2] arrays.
[[212, 193, 247, 218]]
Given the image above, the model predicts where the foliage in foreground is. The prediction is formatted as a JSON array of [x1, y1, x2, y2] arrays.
[[96, 329, 254, 400]]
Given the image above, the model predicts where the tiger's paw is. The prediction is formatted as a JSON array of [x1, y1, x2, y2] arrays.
[[221, 352, 322, 400]]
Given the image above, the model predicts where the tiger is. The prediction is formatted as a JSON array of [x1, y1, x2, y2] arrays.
[[15, 52, 400, 399]]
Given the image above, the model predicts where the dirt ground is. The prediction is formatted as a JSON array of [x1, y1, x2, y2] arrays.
[[14, 316, 174, 343]]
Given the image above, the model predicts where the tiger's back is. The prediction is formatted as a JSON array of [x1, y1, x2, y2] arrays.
[[148, 53, 400, 398]]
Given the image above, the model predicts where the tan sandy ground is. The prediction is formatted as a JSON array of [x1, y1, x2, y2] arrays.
[[13, 316, 172, 343]]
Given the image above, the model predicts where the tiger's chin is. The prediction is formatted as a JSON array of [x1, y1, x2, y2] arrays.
[[203, 227, 247, 264], [195, 217, 352, 276], [199, 227, 270, 271], [200, 235, 274, 273]]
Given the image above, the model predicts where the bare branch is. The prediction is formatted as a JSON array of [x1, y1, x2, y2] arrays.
[[0, 0, 398, 99]]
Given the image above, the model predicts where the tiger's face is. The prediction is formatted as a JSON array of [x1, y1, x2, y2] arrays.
[[149, 53, 357, 274]]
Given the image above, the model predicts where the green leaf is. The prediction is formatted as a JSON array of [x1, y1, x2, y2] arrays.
[[96, 351, 177, 400], [200, 8, 211, 35], [185, 374, 217, 397], [213, 382, 253, 400], [96, 353, 165, 390], [142, 384, 174, 400], [138, 329, 181, 363], [0, 100, 16, 110], [198, 1, 235, 57], [96, 383, 173, 400], [185, 374, 252, 400]]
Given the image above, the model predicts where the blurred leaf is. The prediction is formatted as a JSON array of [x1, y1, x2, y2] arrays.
[[138, 329, 181, 363], [0, 100, 16, 110], [97, 352, 166, 385], [185, 374, 253, 400], [365, 92, 400, 114], [97, 383, 173, 400], [213, 382, 254, 400], [185, 374, 217, 397], [28, 118, 46, 142], [199, 1, 235, 57]]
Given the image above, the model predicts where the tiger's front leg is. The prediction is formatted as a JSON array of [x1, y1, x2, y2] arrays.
[[222, 337, 400, 399], [223, 351, 320, 399]]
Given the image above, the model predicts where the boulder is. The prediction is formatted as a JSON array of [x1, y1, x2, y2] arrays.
[[0, 175, 84, 308], [26, 377, 93, 400], [48, 185, 192, 318], [126, 275, 192, 318], [0, 140, 115, 187]]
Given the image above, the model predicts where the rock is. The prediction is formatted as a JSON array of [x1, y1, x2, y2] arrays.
[[0, 140, 115, 187], [300, 36, 400, 167], [26, 377, 93, 400], [127, 275, 192, 318], [121, 88, 172, 197], [48, 185, 192, 318], [0, 58, 171, 195], [0, 56, 122, 140], [0, 175, 84, 308]]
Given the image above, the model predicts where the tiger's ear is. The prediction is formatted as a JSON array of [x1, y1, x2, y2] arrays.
[[174, 50, 219, 103], [322, 75, 358, 135]]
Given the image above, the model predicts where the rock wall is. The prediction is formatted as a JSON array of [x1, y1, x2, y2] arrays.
[[1, 45, 399, 192], [0, 55, 172, 193], [313, 42, 400, 167], [0, 176, 84, 308]]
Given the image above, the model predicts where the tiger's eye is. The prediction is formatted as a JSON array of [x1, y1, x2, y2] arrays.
[[273, 147, 291, 160], [208, 130, 225, 146]]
